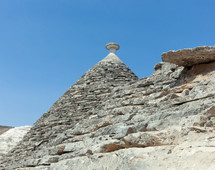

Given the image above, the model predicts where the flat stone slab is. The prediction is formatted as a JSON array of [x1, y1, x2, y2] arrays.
[[162, 46, 215, 67]]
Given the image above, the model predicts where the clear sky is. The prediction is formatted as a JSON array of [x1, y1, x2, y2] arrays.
[[0, 0, 215, 127]]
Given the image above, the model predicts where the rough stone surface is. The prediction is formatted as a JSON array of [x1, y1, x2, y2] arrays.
[[2, 46, 215, 169], [0, 126, 12, 135], [0, 126, 31, 159], [162, 46, 215, 66]]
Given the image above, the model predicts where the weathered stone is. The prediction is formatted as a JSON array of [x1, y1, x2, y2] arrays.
[[2, 44, 215, 169], [0, 126, 12, 135], [162, 46, 215, 66], [0, 126, 31, 159], [17, 166, 50, 170]]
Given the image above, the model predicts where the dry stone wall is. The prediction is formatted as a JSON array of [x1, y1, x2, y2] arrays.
[[2, 46, 215, 169], [0, 53, 138, 169]]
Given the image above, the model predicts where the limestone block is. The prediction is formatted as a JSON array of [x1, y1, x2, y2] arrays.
[[162, 46, 215, 66]]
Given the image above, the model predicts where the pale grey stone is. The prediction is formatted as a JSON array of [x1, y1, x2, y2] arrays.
[[2, 45, 215, 170]]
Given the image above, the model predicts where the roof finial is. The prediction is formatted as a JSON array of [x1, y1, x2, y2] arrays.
[[106, 42, 120, 54]]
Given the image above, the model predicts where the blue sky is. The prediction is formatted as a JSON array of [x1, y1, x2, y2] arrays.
[[0, 0, 215, 127]]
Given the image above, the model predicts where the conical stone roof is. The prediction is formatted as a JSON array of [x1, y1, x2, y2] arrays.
[[3, 45, 215, 169], [0, 43, 138, 169]]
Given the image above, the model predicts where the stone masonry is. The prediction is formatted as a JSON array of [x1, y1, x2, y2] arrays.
[[1, 44, 215, 169]]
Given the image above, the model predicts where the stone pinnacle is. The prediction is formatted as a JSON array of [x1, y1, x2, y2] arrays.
[[105, 42, 120, 54]]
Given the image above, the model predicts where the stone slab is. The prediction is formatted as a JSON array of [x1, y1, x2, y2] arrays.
[[162, 46, 215, 66]]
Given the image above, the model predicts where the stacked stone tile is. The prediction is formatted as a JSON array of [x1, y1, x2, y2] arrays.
[[2, 44, 215, 169], [0, 43, 138, 169]]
